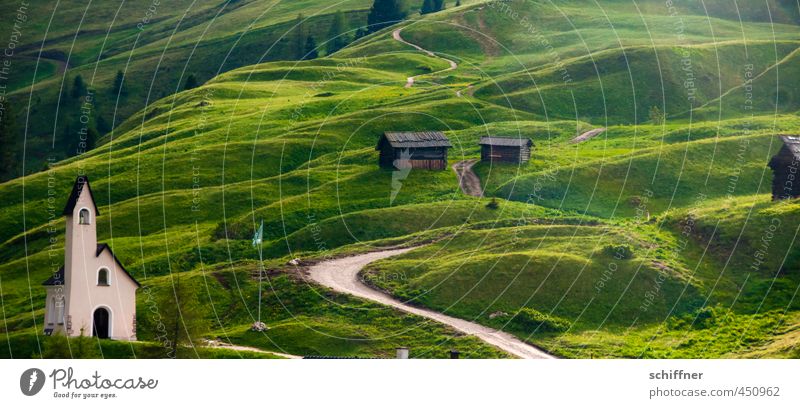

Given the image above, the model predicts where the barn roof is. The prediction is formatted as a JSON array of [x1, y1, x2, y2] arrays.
[[62, 175, 100, 216], [479, 137, 532, 147], [378, 131, 452, 149], [780, 135, 800, 159]]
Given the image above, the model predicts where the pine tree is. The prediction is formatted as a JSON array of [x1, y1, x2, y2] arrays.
[[649, 105, 665, 125], [326, 10, 349, 55], [85, 126, 98, 151], [96, 115, 110, 134], [71, 75, 86, 99], [154, 277, 209, 358], [434, 0, 445, 11], [0, 104, 17, 179], [112, 70, 127, 96], [367, 0, 408, 33], [421, 0, 435, 14], [304, 35, 319, 60], [292, 14, 307, 59], [184, 74, 198, 90]]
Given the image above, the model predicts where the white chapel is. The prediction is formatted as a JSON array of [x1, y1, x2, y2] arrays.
[[42, 176, 139, 340]]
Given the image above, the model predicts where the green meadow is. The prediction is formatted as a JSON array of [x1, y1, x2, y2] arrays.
[[1, 0, 799, 358]]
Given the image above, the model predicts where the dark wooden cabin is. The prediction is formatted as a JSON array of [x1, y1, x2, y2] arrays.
[[376, 131, 452, 170], [479, 137, 533, 163], [769, 135, 800, 200]]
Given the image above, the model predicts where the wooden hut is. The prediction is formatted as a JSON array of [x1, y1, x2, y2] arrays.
[[479, 137, 533, 163], [769, 135, 800, 200], [376, 131, 452, 170]]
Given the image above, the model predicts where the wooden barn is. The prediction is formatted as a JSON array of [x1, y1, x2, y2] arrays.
[[376, 131, 452, 170], [479, 137, 533, 163], [768, 135, 800, 200]]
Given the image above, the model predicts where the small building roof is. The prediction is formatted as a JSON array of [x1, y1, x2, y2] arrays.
[[780, 135, 800, 159], [478, 137, 533, 147], [43, 244, 141, 287], [378, 131, 452, 149], [42, 266, 65, 286], [62, 175, 100, 216], [96, 244, 141, 287]]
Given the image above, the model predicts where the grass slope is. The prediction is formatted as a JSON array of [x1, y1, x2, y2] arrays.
[[1, 0, 799, 358]]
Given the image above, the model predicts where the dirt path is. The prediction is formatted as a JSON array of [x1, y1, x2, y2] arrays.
[[204, 340, 302, 359], [307, 248, 553, 359], [392, 28, 458, 88], [455, 85, 474, 98], [570, 128, 606, 144], [452, 159, 483, 197]]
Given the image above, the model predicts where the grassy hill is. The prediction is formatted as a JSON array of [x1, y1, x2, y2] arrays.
[[0, 0, 379, 181], [1, 0, 799, 358]]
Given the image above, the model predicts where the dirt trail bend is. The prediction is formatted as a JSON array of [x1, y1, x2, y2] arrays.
[[392, 28, 458, 88], [452, 159, 483, 197], [307, 248, 554, 359]]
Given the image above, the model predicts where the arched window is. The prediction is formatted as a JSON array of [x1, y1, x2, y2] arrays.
[[79, 208, 90, 225], [98, 268, 110, 286], [47, 298, 56, 325], [56, 298, 64, 324]]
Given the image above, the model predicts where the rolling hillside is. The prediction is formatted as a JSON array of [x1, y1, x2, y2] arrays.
[[0, 0, 379, 181], [1, 0, 799, 358]]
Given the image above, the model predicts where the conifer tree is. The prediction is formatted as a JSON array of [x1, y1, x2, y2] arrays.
[[184, 74, 198, 90], [0, 104, 17, 179], [85, 126, 98, 151], [421, 0, 435, 14], [71, 75, 86, 99], [304, 36, 319, 60], [326, 10, 349, 55], [292, 14, 307, 59], [367, 0, 408, 33], [155, 277, 209, 358], [112, 70, 127, 96]]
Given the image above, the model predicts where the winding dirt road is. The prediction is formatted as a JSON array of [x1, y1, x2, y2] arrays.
[[453, 159, 483, 197], [307, 248, 553, 359], [392, 28, 458, 88]]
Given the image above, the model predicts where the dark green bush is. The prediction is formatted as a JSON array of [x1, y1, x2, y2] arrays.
[[603, 244, 634, 260], [509, 308, 569, 333]]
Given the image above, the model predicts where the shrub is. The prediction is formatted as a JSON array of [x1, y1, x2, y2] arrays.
[[509, 308, 569, 333], [666, 306, 732, 330], [603, 244, 634, 260], [37, 329, 100, 358], [486, 197, 500, 210]]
